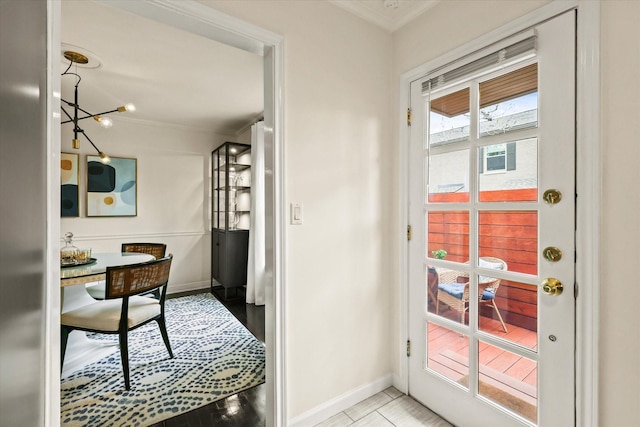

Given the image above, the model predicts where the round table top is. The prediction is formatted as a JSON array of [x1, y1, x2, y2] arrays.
[[60, 252, 155, 284]]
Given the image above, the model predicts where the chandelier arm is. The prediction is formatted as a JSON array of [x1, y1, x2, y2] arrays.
[[60, 106, 74, 123], [75, 104, 98, 119], [91, 108, 121, 116], [60, 99, 74, 123], [62, 113, 101, 124], [62, 107, 127, 125], [60, 104, 86, 125], [60, 103, 123, 125], [79, 130, 103, 157], [60, 107, 82, 143]]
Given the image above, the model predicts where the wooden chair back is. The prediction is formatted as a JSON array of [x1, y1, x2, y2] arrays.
[[105, 254, 173, 299], [121, 243, 167, 260]]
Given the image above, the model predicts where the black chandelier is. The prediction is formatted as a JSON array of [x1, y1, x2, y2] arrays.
[[60, 50, 135, 164]]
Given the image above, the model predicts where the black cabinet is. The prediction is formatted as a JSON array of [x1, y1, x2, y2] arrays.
[[211, 142, 251, 300]]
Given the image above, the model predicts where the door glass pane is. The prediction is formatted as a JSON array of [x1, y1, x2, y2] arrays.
[[479, 138, 537, 202], [429, 87, 470, 145], [427, 149, 470, 203], [478, 211, 537, 275], [427, 322, 469, 385], [478, 341, 538, 423], [427, 211, 469, 263], [476, 275, 538, 349], [479, 63, 538, 137]]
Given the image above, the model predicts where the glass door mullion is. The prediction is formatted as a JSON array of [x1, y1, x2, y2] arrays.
[[477, 329, 539, 361], [467, 79, 482, 400], [424, 202, 470, 211], [476, 127, 538, 147]]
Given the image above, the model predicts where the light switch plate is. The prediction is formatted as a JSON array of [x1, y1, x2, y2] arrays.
[[291, 202, 303, 225]]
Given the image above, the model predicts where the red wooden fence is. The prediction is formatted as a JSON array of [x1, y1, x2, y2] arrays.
[[428, 190, 538, 331]]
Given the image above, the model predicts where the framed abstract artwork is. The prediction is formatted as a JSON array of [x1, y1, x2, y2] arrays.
[[61, 152, 79, 217], [86, 156, 137, 217]]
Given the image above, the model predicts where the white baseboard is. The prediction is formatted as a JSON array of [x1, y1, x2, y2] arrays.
[[168, 280, 210, 295], [288, 375, 393, 427]]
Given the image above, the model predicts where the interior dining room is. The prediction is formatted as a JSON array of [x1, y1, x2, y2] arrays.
[[56, 0, 268, 425]]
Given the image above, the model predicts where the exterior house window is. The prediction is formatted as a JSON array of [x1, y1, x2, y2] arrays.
[[479, 142, 516, 174], [485, 143, 506, 172]]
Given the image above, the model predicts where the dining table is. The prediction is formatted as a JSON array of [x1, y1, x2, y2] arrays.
[[60, 252, 155, 376]]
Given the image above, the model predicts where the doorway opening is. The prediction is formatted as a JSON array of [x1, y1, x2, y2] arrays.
[[48, 1, 285, 425]]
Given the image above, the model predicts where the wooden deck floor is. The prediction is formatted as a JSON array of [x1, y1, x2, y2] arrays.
[[427, 312, 538, 422]]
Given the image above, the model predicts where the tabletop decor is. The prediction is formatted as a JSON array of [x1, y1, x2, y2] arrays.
[[86, 156, 137, 217], [60, 293, 265, 426], [60, 232, 92, 267]]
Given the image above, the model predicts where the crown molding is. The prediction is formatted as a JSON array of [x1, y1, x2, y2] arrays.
[[328, 0, 439, 32]]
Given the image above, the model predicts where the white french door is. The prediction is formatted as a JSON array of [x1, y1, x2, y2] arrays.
[[408, 11, 575, 427]]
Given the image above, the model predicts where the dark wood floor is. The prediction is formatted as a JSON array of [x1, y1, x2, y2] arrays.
[[149, 289, 266, 427]]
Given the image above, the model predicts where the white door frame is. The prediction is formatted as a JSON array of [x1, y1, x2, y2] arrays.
[[45, 1, 287, 426], [397, 1, 600, 425]]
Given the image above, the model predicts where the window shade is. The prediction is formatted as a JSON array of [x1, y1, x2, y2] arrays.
[[422, 36, 536, 94]]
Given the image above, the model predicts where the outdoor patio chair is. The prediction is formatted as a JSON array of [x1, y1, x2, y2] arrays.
[[86, 243, 167, 299], [436, 256, 508, 333], [61, 254, 174, 390]]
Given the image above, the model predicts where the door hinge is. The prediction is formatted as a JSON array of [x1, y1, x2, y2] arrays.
[[407, 108, 412, 126], [574, 281, 578, 299], [406, 339, 411, 357], [407, 225, 412, 241]]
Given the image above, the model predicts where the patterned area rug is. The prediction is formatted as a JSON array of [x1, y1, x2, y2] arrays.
[[60, 293, 265, 426]]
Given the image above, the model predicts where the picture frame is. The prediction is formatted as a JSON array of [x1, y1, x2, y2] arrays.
[[61, 152, 79, 217], [86, 156, 137, 217]]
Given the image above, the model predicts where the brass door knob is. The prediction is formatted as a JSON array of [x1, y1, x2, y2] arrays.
[[543, 189, 562, 204], [541, 278, 563, 296]]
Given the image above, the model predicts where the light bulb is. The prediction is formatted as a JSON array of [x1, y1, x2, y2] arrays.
[[117, 103, 136, 112], [94, 116, 113, 128], [99, 152, 111, 164]]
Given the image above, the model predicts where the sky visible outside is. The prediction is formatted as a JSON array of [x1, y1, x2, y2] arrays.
[[429, 92, 538, 135]]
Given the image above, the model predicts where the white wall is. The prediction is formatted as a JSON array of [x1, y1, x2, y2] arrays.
[[60, 118, 234, 293], [205, 0, 394, 420], [600, 1, 640, 425]]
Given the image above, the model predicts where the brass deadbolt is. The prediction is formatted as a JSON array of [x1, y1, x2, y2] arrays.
[[543, 189, 562, 205], [541, 278, 563, 296], [543, 247, 562, 262]]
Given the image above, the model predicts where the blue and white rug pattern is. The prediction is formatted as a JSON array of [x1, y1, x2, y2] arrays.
[[60, 293, 265, 426]]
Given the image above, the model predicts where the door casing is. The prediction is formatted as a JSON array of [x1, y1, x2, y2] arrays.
[[45, 1, 287, 426], [397, 1, 601, 425]]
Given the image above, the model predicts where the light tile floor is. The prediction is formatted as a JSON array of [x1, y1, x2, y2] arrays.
[[315, 387, 453, 427]]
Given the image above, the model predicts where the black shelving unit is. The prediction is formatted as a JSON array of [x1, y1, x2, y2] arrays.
[[211, 142, 251, 300]]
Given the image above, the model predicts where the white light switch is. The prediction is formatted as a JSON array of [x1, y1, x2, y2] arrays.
[[291, 202, 303, 225]]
